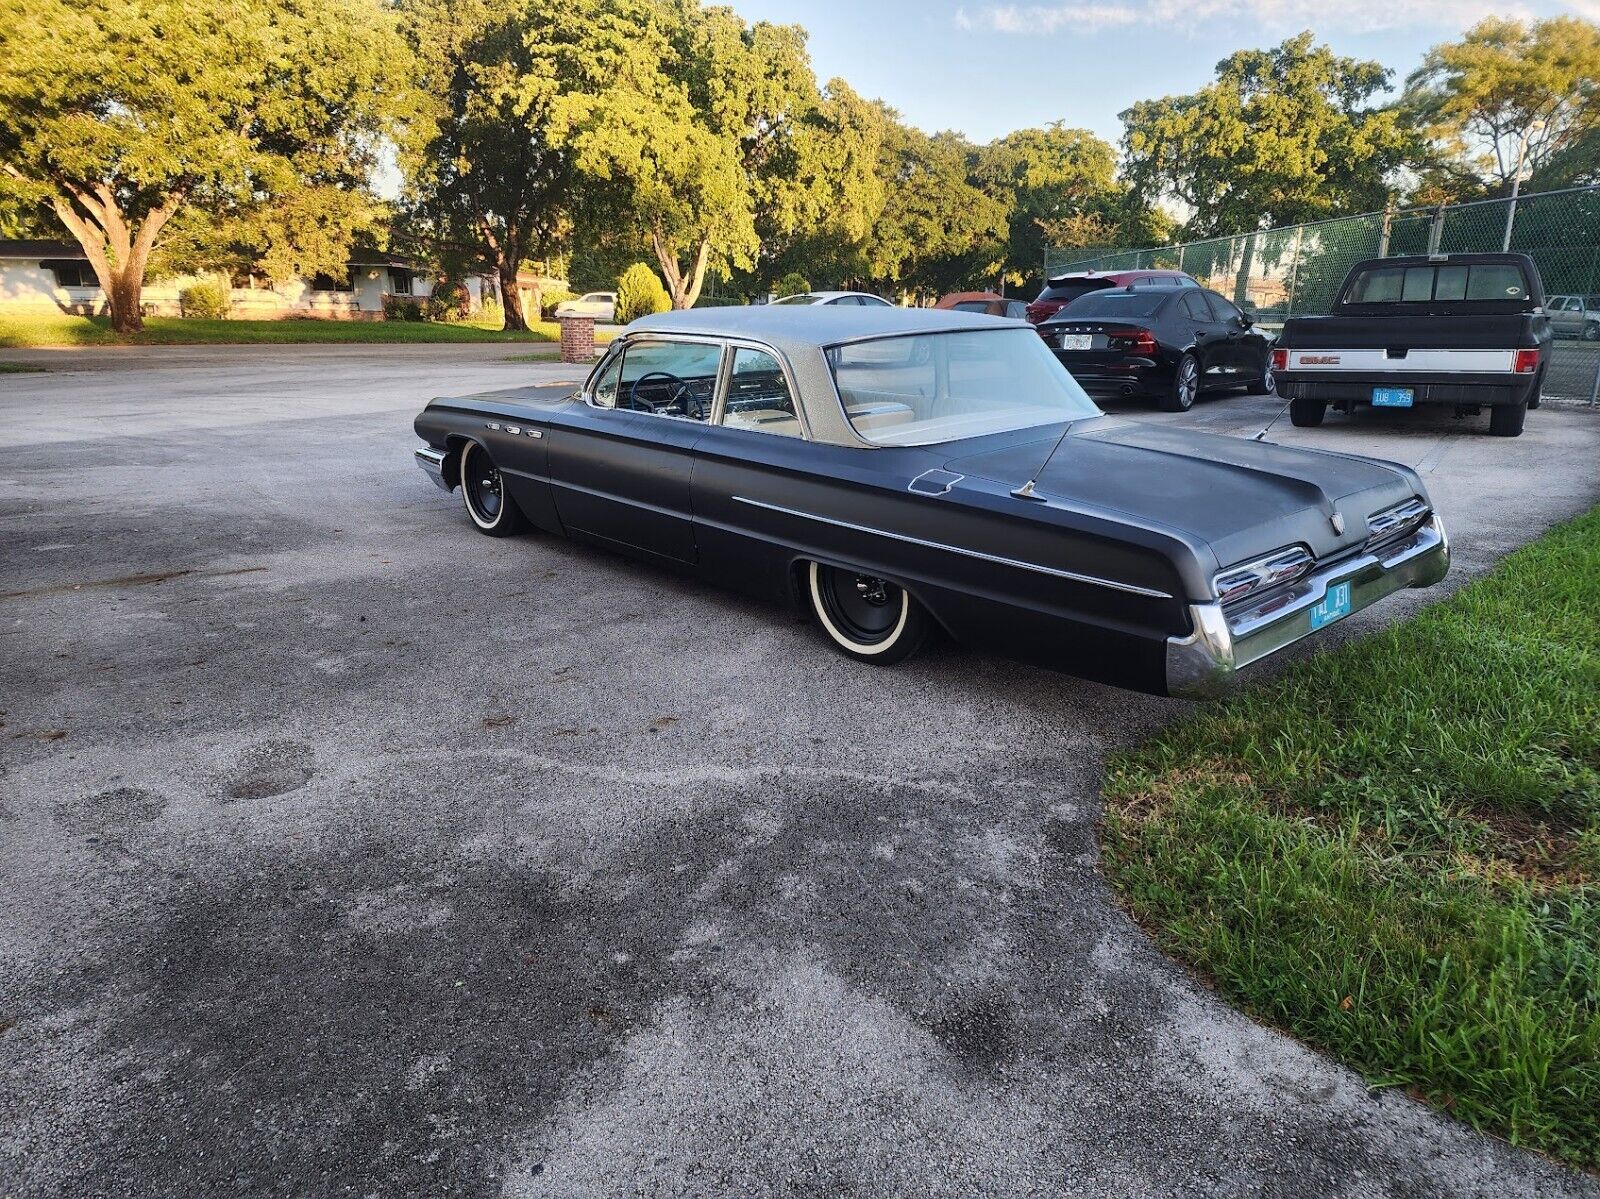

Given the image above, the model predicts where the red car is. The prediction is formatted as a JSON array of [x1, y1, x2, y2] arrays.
[[1025, 269, 1198, 324]]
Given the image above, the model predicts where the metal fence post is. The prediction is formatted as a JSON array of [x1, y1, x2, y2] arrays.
[[1502, 187, 1519, 252], [1285, 226, 1304, 318], [1427, 205, 1446, 255]]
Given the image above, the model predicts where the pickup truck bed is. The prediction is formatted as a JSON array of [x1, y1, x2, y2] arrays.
[[1273, 254, 1551, 437]]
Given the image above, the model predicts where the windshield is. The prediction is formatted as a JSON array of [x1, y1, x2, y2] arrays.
[[1055, 290, 1170, 319], [827, 328, 1100, 446]]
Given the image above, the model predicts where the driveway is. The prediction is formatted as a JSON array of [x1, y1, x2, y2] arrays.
[[2, 347, 1598, 1198]]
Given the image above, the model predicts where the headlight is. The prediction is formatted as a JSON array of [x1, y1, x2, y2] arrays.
[[1364, 497, 1431, 549], [1214, 545, 1314, 605]]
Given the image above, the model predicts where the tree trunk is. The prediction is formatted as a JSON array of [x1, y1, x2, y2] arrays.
[[106, 267, 146, 334], [47, 185, 182, 338], [498, 258, 529, 332], [651, 231, 711, 310]]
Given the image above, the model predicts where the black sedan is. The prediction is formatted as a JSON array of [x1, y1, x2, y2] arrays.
[[413, 306, 1448, 698], [1039, 286, 1276, 411]]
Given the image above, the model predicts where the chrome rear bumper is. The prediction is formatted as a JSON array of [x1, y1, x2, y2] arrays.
[[1165, 515, 1450, 699], [416, 446, 453, 491]]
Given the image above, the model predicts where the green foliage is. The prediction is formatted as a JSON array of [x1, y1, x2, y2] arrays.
[[1121, 33, 1415, 237], [477, 295, 504, 327], [540, 289, 577, 319], [1405, 17, 1600, 195], [178, 275, 231, 320], [614, 262, 670, 324], [382, 295, 425, 322], [1103, 504, 1600, 1167], [423, 278, 472, 323], [774, 272, 811, 297]]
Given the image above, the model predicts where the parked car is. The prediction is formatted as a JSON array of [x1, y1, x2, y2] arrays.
[[1039, 285, 1275, 411], [413, 306, 1448, 697], [1547, 294, 1600, 340], [554, 291, 617, 322], [1024, 269, 1197, 324], [935, 291, 1029, 318], [1273, 253, 1552, 437], [771, 290, 893, 307]]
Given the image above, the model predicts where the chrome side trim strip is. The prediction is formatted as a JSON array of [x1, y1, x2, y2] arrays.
[[731, 494, 1173, 599]]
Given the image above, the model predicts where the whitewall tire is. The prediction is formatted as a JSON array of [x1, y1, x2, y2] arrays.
[[806, 561, 930, 665]]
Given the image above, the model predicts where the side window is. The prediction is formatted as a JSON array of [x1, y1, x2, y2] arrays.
[[589, 347, 623, 408], [1006, 301, 1027, 319], [720, 347, 803, 438], [1181, 292, 1211, 322], [1204, 291, 1242, 323], [617, 339, 723, 419]]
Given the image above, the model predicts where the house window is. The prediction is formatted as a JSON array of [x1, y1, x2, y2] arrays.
[[309, 271, 353, 292], [43, 260, 97, 289], [388, 268, 414, 296]]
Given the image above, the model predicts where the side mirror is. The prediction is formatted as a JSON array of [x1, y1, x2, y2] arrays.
[[1237, 312, 1254, 329]]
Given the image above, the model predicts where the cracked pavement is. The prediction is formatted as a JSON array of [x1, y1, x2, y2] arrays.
[[2, 344, 1598, 1197]]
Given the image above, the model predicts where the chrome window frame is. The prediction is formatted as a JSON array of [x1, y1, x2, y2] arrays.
[[713, 339, 812, 441]]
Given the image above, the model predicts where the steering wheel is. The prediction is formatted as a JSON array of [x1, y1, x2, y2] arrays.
[[629, 370, 691, 414]]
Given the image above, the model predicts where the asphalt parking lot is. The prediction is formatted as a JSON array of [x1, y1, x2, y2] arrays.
[[3, 345, 1599, 1198]]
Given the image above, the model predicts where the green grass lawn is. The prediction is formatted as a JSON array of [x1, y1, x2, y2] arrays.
[[0, 360, 47, 372], [0, 312, 587, 348], [1102, 505, 1600, 1169]]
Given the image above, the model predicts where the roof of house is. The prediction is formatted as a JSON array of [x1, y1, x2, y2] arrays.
[[0, 239, 85, 259]]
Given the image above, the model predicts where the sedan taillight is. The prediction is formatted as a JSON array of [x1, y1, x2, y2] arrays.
[[1213, 546, 1315, 606], [1270, 348, 1288, 371], [1105, 327, 1158, 357], [1513, 348, 1540, 373]]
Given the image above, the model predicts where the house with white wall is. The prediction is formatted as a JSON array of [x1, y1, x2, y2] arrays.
[[0, 240, 542, 320]]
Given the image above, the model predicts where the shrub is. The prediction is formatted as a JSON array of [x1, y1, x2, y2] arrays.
[[540, 288, 577, 319], [692, 294, 744, 308], [774, 271, 811, 298], [424, 278, 471, 323], [478, 295, 504, 326], [615, 263, 671, 323], [178, 275, 231, 320], [382, 294, 424, 321]]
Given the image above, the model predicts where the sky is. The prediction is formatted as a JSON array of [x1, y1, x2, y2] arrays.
[[723, 0, 1600, 146]]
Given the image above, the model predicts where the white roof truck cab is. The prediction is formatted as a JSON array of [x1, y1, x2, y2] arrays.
[[1272, 253, 1551, 438]]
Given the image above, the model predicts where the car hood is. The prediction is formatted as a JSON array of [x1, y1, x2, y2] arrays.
[[942, 419, 1421, 569]]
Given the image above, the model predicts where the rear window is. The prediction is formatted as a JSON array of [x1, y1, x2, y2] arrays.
[[1037, 279, 1108, 304], [952, 300, 990, 313], [1054, 290, 1169, 319], [1343, 262, 1532, 305]]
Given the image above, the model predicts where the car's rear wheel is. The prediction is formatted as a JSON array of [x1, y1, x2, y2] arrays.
[[1159, 353, 1199, 412], [1245, 354, 1275, 395], [807, 562, 930, 664], [1289, 397, 1326, 427], [1489, 401, 1527, 438], [460, 440, 530, 536]]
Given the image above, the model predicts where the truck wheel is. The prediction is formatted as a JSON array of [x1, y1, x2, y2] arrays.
[[1488, 402, 1527, 437], [1528, 368, 1544, 410], [1289, 397, 1326, 428], [1583, 323, 1599, 342]]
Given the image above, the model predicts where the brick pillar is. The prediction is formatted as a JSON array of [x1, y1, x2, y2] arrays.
[[559, 316, 595, 364]]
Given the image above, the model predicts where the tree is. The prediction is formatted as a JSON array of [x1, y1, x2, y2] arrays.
[[1120, 33, 1413, 237], [1405, 17, 1600, 197], [0, 0, 407, 333], [614, 262, 670, 323], [400, 0, 575, 331]]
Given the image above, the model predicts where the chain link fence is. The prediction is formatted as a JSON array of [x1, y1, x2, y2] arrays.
[[1044, 186, 1600, 401]]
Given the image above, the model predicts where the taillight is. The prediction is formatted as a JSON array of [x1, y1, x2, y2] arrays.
[[1270, 348, 1288, 371], [1106, 328, 1158, 356], [1513, 348, 1539, 373]]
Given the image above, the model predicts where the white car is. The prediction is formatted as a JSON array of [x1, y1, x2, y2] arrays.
[[554, 291, 617, 322], [771, 290, 894, 307]]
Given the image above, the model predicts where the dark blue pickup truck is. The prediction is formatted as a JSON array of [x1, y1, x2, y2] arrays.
[[1272, 253, 1552, 437]]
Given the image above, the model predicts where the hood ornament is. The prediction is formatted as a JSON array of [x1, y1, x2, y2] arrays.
[[1330, 512, 1346, 535]]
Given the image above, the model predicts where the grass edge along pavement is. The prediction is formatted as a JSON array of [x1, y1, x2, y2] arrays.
[[0, 312, 610, 348], [1101, 504, 1600, 1170]]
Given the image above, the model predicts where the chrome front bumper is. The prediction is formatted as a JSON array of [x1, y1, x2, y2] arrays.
[[1165, 515, 1450, 699], [416, 446, 453, 491]]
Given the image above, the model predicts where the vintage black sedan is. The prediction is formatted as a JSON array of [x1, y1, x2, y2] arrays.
[[413, 307, 1448, 697]]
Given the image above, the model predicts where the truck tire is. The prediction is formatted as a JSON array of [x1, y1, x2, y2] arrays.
[[1528, 368, 1543, 410], [1489, 401, 1527, 437], [1583, 323, 1598, 342], [1289, 397, 1326, 427]]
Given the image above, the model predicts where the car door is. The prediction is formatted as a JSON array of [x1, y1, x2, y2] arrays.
[[545, 336, 723, 564], [1180, 290, 1228, 383], [1547, 297, 1574, 337], [1202, 291, 1253, 380]]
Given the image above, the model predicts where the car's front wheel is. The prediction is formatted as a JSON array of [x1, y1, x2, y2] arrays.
[[807, 562, 930, 664], [460, 440, 530, 536], [1289, 397, 1326, 427]]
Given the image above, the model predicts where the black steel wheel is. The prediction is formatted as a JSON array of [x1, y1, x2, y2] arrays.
[[807, 562, 930, 664], [460, 440, 529, 536]]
